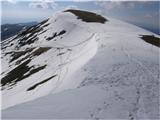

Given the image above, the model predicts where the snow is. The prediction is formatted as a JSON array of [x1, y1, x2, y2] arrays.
[[1, 12, 99, 110], [1, 11, 160, 119]]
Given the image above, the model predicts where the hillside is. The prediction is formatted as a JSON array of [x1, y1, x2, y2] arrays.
[[1, 9, 159, 119]]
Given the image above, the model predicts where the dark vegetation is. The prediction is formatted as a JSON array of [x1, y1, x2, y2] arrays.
[[18, 25, 41, 37], [13, 19, 49, 47], [42, 23, 50, 28], [1, 22, 37, 41], [140, 35, 160, 47], [9, 48, 35, 62], [15, 54, 31, 65], [38, 29, 48, 35], [17, 19, 49, 37], [17, 25, 41, 47], [1, 37, 16, 50], [46, 30, 66, 41], [9, 47, 51, 64], [1, 59, 46, 88], [27, 75, 57, 91], [58, 30, 66, 35], [1, 47, 51, 89], [57, 52, 65, 56], [64, 9, 107, 23], [18, 35, 38, 47], [32, 47, 51, 56], [39, 19, 49, 25]]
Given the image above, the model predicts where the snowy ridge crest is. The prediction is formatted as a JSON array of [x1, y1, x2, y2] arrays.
[[1, 9, 102, 109], [1, 9, 160, 119]]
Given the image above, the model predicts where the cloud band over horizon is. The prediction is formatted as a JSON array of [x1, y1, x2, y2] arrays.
[[1, 0, 159, 34]]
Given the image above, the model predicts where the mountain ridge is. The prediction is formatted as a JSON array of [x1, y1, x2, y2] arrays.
[[1, 9, 159, 119]]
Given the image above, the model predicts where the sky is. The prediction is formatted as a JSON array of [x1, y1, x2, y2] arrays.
[[1, 0, 160, 34]]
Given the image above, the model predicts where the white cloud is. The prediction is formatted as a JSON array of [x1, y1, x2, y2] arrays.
[[144, 14, 152, 18], [5, 0, 17, 4], [29, 2, 48, 9], [29, 0, 57, 9], [72, 0, 91, 2], [144, 12, 160, 19], [95, 1, 136, 11], [65, 5, 78, 10], [3, 0, 57, 9]]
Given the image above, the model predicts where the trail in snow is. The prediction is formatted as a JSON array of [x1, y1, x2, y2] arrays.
[[120, 39, 159, 119], [120, 44, 145, 119]]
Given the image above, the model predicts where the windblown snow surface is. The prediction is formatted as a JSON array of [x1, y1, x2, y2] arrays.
[[1, 10, 160, 119]]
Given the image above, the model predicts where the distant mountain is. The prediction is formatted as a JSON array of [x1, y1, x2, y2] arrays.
[[1, 9, 159, 119], [1, 22, 37, 41]]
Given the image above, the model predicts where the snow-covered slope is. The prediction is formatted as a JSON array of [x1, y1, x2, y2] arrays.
[[1, 10, 160, 119]]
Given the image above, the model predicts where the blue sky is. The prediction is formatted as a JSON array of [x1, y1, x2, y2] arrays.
[[1, 0, 160, 34]]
